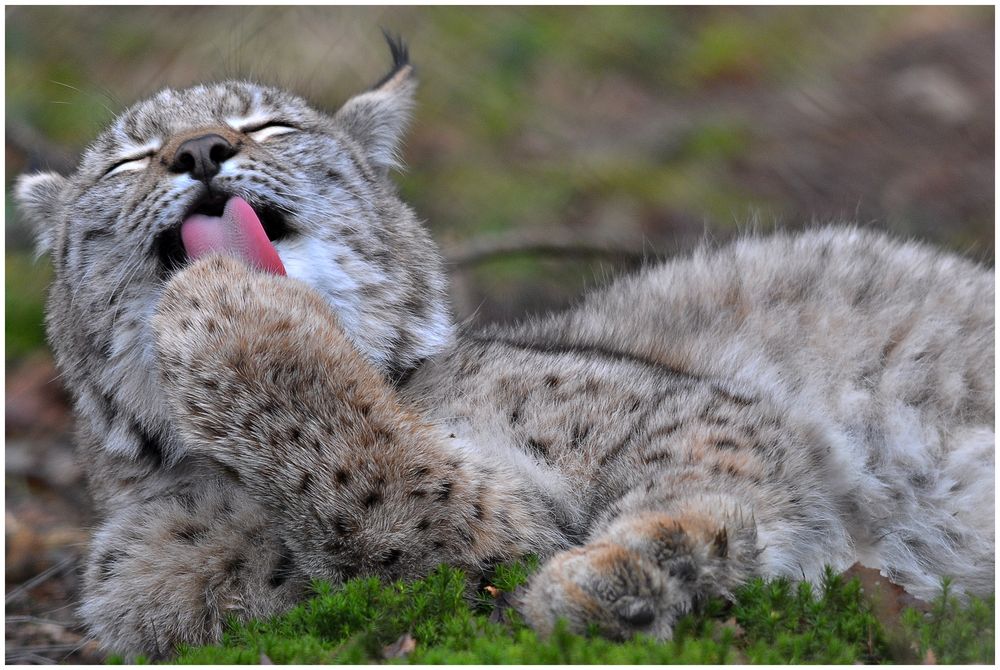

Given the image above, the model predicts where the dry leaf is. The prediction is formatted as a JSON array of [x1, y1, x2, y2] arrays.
[[922, 648, 937, 665], [840, 562, 931, 623], [491, 584, 528, 624], [719, 617, 745, 638], [485, 585, 500, 598], [841, 562, 931, 664], [382, 633, 417, 659]]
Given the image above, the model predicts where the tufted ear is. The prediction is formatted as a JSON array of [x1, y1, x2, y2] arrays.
[[333, 33, 416, 173], [14, 171, 68, 256]]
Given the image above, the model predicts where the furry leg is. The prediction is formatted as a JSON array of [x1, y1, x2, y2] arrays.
[[80, 480, 303, 659], [153, 256, 561, 584]]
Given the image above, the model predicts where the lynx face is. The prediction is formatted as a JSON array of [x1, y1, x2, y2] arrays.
[[15, 43, 453, 461]]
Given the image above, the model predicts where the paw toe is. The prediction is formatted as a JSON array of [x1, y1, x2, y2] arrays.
[[611, 595, 656, 627], [521, 542, 672, 640]]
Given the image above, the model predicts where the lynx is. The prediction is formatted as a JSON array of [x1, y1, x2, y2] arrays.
[[15, 38, 994, 658]]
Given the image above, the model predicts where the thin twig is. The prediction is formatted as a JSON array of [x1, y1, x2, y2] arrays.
[[5, 643, 84, 654], [5, 615, 74, 627], [38, 601, 83, 618], [5, 120, 76, 174], [444, 229, 653, 269], [5, 652, 58, 664], [59, 634, 100, 663], [5, 556, 76, 605]]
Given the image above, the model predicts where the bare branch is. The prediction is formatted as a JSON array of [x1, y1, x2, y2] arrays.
[[6, 121, 76, 174], [4, 557, 76, 605], [444, 228, 653, 269]]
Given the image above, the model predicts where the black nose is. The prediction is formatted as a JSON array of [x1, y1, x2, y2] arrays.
[[170, 134, 236, 182]]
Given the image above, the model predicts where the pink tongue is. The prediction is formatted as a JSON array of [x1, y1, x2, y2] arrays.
[[180, 197, 286, 275]]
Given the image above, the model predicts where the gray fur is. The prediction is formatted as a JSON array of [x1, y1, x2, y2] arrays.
[[15, 43, 994, 659]]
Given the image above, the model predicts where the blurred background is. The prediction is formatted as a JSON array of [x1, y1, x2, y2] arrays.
[[5, 5, 994, 663]]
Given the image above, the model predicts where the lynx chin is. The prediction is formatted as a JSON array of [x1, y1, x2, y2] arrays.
[[15, 36, 993, 658]]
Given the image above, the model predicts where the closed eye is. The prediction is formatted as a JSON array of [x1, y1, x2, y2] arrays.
[[104, 153, 154, 178], [241, 120, 299, 143]]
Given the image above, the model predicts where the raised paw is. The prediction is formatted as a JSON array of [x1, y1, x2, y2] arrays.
[[151, 254, 376, 462], [152, 254, 359, 416], [150, 255, 519, 588], [153, 254, 345, 374], [519, 510, 755, 641]]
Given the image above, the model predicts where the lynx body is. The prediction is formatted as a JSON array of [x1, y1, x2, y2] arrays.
[[15, 41, 994, 657]]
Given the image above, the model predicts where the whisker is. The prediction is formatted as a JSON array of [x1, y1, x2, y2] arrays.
[[49, 79, 116, 117]]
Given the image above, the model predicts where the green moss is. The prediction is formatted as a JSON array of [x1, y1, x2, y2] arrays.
[[167, 561, 994, 664], [734, 569, 883, 663], [901, 580, 994, 664], [487, 554, 538, 592]]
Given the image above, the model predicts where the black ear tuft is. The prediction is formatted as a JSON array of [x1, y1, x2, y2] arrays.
[[334, 33, 417, 172], [373, 29, 412, 91]]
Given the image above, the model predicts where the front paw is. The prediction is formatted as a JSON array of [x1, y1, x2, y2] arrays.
[[519, 540, 673, 641], [519, 511, 746, 641], [154, 254, 335, 353], [153, 254, 345, 384], [151, 255, 359, 453]]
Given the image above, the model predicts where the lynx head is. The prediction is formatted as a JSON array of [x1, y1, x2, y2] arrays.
[[15, 36, 454, 462]]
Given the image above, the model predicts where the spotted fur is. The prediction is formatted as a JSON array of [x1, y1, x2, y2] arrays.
[[15, 38, 994, 659]]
